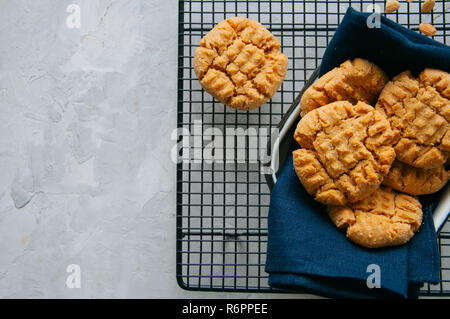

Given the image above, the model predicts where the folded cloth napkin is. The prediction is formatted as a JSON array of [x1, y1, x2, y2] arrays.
[[320, 7, 450, 76], [265, 7, 449, 299], [266, 156, 442, 298]]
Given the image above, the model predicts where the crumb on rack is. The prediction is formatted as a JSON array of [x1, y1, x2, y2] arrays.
[[421, 0, 435, 12], [419, 23, 437, 36], [386, 0, 401, 13]]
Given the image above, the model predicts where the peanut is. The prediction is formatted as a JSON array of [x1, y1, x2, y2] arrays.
[[385, 0, 401, 13], [419, 23, 437, 36], [421, 0, 435, 12]]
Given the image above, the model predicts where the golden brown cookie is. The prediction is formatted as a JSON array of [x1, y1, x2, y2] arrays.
[[299, 58, 388, 116], [375, 69, 450, 169], [382, 160, 449, 195], [328, 187, 423, 248], [193, 17, 288, 110], [293, 101, 397, 205]]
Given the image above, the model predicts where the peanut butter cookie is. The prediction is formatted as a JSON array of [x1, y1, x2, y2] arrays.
[[328, 187, 423, 248], [382, 160, 449, 195], [299, 58, 388, 116], [293, 101, 397, 205], [193, 17, 288, 110], [375, 69, 450, 169]]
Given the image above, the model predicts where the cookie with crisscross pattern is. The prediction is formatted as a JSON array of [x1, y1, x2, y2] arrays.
[[194, 17, 288, 110], [328, 186, 423, 248], [299, 58, 388, 116], [293, 100, 397, 205], [375, 69, 450, 169], [382, 160, 448, 195]]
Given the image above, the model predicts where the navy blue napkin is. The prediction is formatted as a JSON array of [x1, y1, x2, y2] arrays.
[[265, 7, 448, 298], [266, 156, 441, 298], [321, 7, 450, 77]]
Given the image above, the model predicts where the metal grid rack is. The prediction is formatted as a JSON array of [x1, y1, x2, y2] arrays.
[[176, 0, 450, 295]]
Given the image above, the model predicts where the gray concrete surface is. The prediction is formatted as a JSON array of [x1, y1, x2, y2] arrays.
[[0, 0, 319, 298]]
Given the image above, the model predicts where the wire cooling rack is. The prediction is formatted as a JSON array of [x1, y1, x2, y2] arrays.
[[176, 0, 450, 295]]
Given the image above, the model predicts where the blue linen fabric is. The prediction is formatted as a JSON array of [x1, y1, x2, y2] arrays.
[[265, 7, 448, 298], [320, 7, 450, 77]]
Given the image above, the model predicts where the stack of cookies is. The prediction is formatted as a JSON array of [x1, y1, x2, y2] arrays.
[[193, 19, 449, 248], [293, 58, 449, 248]]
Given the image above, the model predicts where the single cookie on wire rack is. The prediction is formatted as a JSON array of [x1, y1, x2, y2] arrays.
[[293, 100, 397, 206], [299, 58, 388, 117], [382, 160, 449, 195], [328, 186, 423, 248], [193, 17, 288, 110], [375, 69, 450, 169]]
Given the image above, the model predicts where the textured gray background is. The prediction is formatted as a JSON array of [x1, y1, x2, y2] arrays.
[[0, 0, 318, 298], [3, 0, 447, 299]]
